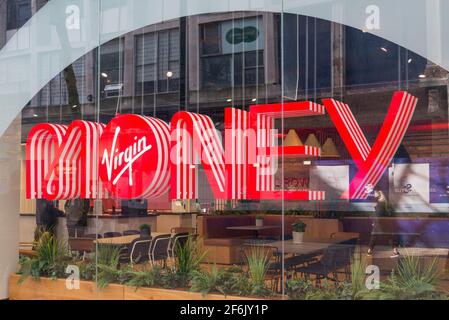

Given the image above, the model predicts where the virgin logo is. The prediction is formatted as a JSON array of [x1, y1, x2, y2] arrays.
[[98, 114, 170, 199], [101, 126, 153, 186]]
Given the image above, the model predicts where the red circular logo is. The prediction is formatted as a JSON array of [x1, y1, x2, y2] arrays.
[[99, 114, 170, 199]]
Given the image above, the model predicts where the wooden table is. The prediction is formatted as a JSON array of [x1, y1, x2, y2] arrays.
[[226, 225, 280, 238], [252, 238, 350, 255], [95, 232, 171, 246]]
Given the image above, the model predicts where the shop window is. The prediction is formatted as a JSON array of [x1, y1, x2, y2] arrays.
[[200, 17, 265, 89], [6, 0, 31, 30], [135, 29, 180, 95]]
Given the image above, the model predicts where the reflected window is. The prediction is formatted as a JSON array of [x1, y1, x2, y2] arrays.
[[201, 17, 265, 89], [99, 38, 124, 98], [345, 27, 427, 86], [7, 0, 31, 30], [135, 29, 180, 95]]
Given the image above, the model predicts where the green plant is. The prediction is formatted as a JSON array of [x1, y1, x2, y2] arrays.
[[95, 244, 122, 267], [126, 271, 155, 290], [292, 221, 307, 233], [351, 247, 367, 298], [18, 231, 68, 283], [175, 236, 207, 282], [244, 246, 270, 294], [286, 278, 352, 300], [190, 266, 256, 297], [139, 224, 151, 231], [93, 244, 128, 289], [190, 265, 226, 296], [285, 278, 315, 299], [96, 264, 132, 290], [357, 253, 448, 300]]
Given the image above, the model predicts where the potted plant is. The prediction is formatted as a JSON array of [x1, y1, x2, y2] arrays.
[[255, 215, 264, 227], [139, 224, 151, 238], [292, 221, 307, 243]]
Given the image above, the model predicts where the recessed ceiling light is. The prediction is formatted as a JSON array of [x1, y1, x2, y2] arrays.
[[33, 114, 38, 117], [380, 47, 388, 53], [408, 58, 413, 63], [419, 74, 426, 79], [166, 71, 173, 78], [101, 72, 108, 78], [226, 98, 232, 102], [252, 98, 257, 102], [72, 105, 78, 109]]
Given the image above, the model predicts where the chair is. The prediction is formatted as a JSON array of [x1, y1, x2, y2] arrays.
[[103, 232, 122, 238], [149, 234, 172, 267], [123, 230, 140, 236], [170, 227, 196, 234], [294, 244, 351, 285], [83, 234, 103, 239], [68, 238, 94, 259], [168, 232, 190, 260], [120, 237, 152, 264]]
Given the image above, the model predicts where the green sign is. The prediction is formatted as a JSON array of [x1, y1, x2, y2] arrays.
[[225, 26, 259, 45]]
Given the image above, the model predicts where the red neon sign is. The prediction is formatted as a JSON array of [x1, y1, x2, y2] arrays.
[[26, 91, 417, 201]]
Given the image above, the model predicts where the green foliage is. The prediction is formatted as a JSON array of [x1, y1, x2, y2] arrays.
[[292, 221, 307, 233], [287, 252, 448, 300], [190, 266, 264, 297], [175, 236, 207, 278], [285, 278, 352, 300], [357, 254, 447, 300], [18, 231, 68, 283], [96, 264, 132, 290], [77, 261, 96, 281], [243, 246, 270, 293], [94, 244, 130, 289], [125, 268, 156, 290], [351, 247, 367, 298], [139, 224, 151, 231], [95, 244, 122, 267]]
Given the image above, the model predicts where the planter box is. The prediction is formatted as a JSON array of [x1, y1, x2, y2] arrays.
[[8, 274, 124, 300], [8, 274, 261, 300], [123, 286, 256, 300]]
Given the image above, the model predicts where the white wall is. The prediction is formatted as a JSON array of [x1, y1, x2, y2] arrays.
[[0, 116, 20, 299]]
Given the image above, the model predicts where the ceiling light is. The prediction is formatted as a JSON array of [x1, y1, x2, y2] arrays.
[[101, 72, 108, 78], [380, 47, 388, 53], [166, 71, 173, 78], [419, 74, 426, 79], [226, 98, 232, 103], [408, 58, 413, 63], [252, 98, 257, 102], [72, 105, 78, 109], [33, 114, 38, 117], [303, 160, 312, 166]]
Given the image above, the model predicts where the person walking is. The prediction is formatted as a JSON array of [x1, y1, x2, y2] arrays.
[[367, 190, 400, 258]]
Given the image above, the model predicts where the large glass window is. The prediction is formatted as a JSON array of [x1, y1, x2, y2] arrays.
[[5, 4, 449, 303]]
